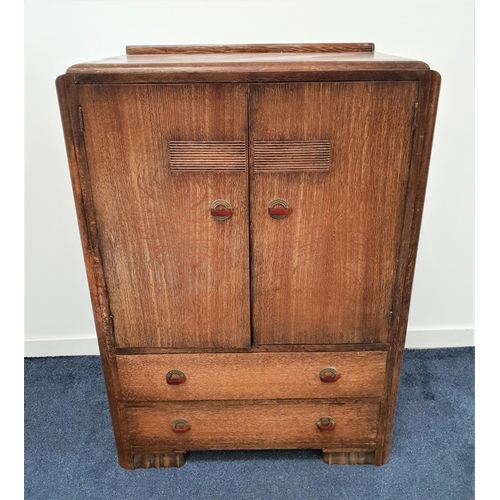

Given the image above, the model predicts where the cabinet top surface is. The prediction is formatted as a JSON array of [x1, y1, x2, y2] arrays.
[[63, 43, 430, 83]]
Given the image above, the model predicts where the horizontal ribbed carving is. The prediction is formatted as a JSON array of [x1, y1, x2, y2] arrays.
[[253, 140, 330, 172], [322, 451, 375, 466], [133, 453, 186, 468], [169, 141, 246, 172]]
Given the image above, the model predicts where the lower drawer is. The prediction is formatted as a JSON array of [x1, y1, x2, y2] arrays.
[[125, 400, 380, 452]]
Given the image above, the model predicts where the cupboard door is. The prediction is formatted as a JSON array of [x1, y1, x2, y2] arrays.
[[79, 84, 250, 349], [250, 82, 417, 345]]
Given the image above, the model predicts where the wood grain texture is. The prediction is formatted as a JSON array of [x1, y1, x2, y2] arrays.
[[126, 43, 375, 55], [79, 83, 250, 349], [249, 82, 417, 345], [72, 69, 428, 85], [125, 400, 380, 452], [115, 351, 387, 401], [254, 140, 330, 172], [169, 141, 246, 171], [375, 70, 442, 466]]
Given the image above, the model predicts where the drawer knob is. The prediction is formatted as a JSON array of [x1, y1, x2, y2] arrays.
[[166, 370, 186, 385], [317, 416, 335, 431], [172, 419, 190, 433], [268, 199, 289, 219], [319, 367, 340, 383], [210, 199, 232, 220]]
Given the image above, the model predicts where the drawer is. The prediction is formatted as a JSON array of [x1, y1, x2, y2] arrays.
[[116, 351, 387, 401], [125, 400, 380, 452]]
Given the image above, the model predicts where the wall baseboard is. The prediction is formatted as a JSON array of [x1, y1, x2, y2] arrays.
[[24, 328, 475, 357], [24, 336, 100, 357], [403, 328, 474, 349]]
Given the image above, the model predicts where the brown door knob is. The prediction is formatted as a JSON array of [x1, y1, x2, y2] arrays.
[[172, 419, 190, 433], [166, 370, 186, 385], [316, 416, 335, 431], [210, 199, 232, 220], [268, 199, 289, 219], [319, 367, 340, 383]]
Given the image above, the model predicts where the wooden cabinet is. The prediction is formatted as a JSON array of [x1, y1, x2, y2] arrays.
[[56, 43, 440, 468]]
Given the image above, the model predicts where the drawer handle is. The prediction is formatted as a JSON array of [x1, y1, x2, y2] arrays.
[[166, 370, 186, 385], [319, 367, 340, 383], [268, 199, 289, 219], [210, 199, 232, 220], [317, 416, 335, 431], [172, 419, 190, 433]]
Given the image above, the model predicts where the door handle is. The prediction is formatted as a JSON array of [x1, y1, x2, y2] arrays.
[[210, 199, 232, 221], [268, 199, 289, 219]]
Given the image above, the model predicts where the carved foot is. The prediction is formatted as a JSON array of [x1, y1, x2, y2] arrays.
[[133, 452, 186, 468], [322, 450, 375, 465]]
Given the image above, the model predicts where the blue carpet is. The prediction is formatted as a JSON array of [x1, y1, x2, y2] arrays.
[[24, 347, 474, 499]]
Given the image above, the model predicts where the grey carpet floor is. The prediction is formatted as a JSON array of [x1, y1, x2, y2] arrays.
[[24, 347, 474, 499]]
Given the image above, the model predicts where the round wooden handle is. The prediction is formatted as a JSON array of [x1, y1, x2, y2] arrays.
[[172, 419, 190, 433], [166, 370, 186, 385], [319, 367, 340, 383], [316, 416, 335, 431]]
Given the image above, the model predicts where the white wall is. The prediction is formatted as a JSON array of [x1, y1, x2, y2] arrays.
[[24, 0, 474, 356]]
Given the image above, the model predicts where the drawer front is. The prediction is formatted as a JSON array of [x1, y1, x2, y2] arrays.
[[116, 351, 387, 401], [125, 400, 379, 452]]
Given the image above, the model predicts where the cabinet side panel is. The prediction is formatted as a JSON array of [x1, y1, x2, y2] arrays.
[[376, 71, 441, 465], [78, 84, 250, 349], [56, 75, 134, 469], [250, 82, 417, 345]]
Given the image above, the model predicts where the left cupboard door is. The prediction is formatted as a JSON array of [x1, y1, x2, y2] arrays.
[[78, 84, 250, 349]]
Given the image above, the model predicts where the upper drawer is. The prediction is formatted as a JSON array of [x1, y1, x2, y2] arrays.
[[116, 351, 387, 402]]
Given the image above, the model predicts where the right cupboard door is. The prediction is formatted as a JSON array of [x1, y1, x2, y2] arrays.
[[249, 82, 418, 345]]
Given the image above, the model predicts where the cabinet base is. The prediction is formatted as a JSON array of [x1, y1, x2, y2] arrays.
[[322, 450, 375, 465], [133, 452, 186, 469], [131, 450, 376, 468]]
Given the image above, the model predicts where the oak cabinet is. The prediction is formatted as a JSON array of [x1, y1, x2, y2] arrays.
[[56, 43, 440, 468]]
